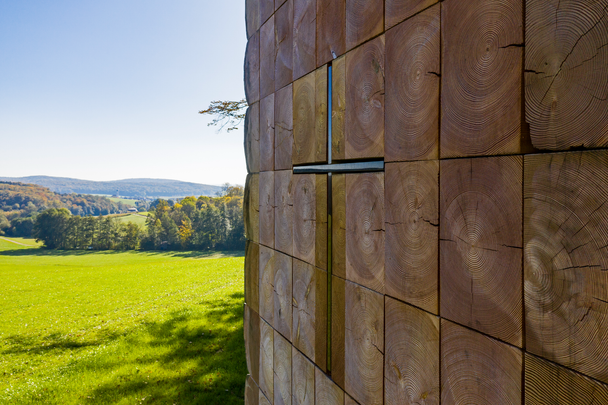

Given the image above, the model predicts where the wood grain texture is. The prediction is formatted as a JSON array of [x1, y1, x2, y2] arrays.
[[274, 331, 292, 405], [316, 368, 344, 405], [332, 173, 346, 279], [345, 393, 359, 405], [245, 304, 261, 384], [259, 245, 275, 326], [441, 0, 522, 157], [276, 0, 287, 11], [345, 281, 384, 405], [525, 353, 608, 405], [385, 6, 440, 162], [315, 174, 328, 271], [314, 266, 328, 371], [385, 0, 438, 30], [346, 36, 385, 159], [440, 156, 523, 346], [331, 275, 346, 391], [245, 102, 261, 174], [275, 84, 293, 171], [260, 93, 275, 172], [293, 71, 327, 165], [346, 0, 383, 50], [332, 55, 346, 161], [292, 259, 317, 360], [317, 0, 346, 66], [441, 320, 522, 405], [260, 319, 274, 400], [245, 31, 260, 105], [346, 173, 385, 294], [259, 171, 275, 248], [245, 374, 260, 405], [526, 0, 608, 150], [293, 174, 316, 265], [245, 174, 260, 243], [385, 297, 440, 405], [385, 161, 438, 314], [315, 65, 328, 162], [246, 241, 260, 314], [275, 0, 293, 91], [260, 16, 275, 100], [524, 151, 608, 383], [259, 391, 271, 405], [260, 0, 274, 26], [246, 0, 261, 39], [274, 251, 293, 340], [293, 0, 316, 80], [275, 170, 294, 256], [292, 347, 315, 405]]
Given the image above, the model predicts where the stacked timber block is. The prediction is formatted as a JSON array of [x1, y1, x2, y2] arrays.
[[244, 0, 608, 403]]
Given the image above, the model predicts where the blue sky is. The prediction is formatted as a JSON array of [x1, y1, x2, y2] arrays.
[[0, 0, 247, 186]]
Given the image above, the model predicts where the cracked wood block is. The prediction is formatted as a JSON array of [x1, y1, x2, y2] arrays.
[[524, 150, 608, 383], [293, 0, 316, 80], [345, 281, 384, 405], [441, 0, 522, 157], [440, 156, 523, 347], [385, 297, 439, 405], [315, 174, 328, 271], [260, 93, 275, 172], [525, 353, 608, 404], [292, 346, 315, 405], [274, 251, 293, 340], [274, 331, 292, 405], [259, 171, 275, 248], [292, 259, 327, 369], [332, 173, 346, 279], [260, 0, 274, 25], [259, 391, 271, 405], [260, 245, 275, 325], [385, 6, 440, 162], [346, 172, 385, 294], [245, 374, 260, 405], [260, 319, 274, 401], [316, 368, 344, 404], [260, 16, 275, 100], [245, 102, 261, 174], [245, 31, 260, 105], [275, 170, 293, 256], [293, 69, 327, 165], [245, 174, 260, 243], [275, 0, 293, 91], [345, 36, 385, 159], [276, 0, 287, 11], [275, 84, 293, 170], [331, 275, 346, 391], [345, 393, 358, 405], [246, 0, 261, 38], [385, 161, 439, 314], [346, 0, 383, 50], [293, 174, 316, 264], [385, 0, 438, 30], [246, 241, 260, 313], [245, 304, 261, 384], [317, 0, 346, 66], [441, 320, 522, 405], [331, 55, 346, 161], [526, 0, 608, 150]]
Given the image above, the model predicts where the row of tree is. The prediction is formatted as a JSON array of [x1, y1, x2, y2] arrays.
[[31, 185, 245, 251]]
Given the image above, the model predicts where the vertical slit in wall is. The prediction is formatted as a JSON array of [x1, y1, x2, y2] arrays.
[[327, 63, 333, 373]]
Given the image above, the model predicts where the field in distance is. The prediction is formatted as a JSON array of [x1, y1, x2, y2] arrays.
[[0, 238, 246, 404]]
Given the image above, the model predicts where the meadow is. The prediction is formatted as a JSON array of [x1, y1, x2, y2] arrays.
[[111, 213, 149, 228], [0, 238, 246, 404]]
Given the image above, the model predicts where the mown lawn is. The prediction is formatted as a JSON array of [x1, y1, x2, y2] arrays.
[[112, 213, 148, 228], [0, 239, 246, 404]]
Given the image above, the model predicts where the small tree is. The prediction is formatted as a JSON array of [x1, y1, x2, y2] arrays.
[[199, 99, 247, 132]]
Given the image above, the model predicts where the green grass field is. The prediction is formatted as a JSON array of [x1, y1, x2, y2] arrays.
[[0, 238, 246, 404], [112, 213, 148, 228], [108, 197, 138, 206]]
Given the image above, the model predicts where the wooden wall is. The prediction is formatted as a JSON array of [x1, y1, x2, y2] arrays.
[[244, 0, 608, 403]]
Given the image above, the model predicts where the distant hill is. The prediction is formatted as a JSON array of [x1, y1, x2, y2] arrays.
[[0, 176, 223, 198]]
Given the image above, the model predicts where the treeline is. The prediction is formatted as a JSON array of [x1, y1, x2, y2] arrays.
[[31, 185, 245, 251], [0, 181, 132, 237]]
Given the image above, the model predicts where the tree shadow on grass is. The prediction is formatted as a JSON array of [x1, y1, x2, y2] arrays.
[[0, 249, 244, 259], [78, 291, 247, 405]]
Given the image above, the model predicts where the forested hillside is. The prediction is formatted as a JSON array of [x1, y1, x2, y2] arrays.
[[0, 182, 131, 236], [0, 176, 222, 197]]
